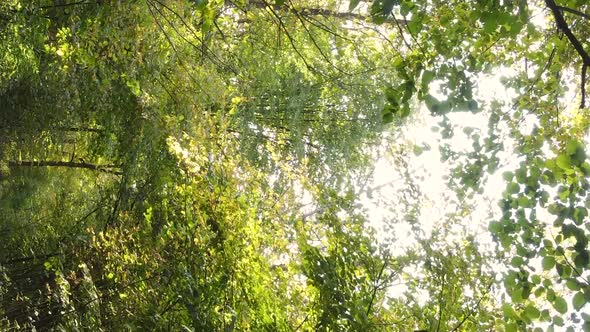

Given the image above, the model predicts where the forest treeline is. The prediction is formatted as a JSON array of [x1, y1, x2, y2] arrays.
[[1, 0, 589, 331]]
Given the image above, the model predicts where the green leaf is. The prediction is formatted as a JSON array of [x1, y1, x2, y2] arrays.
[[548, 203, 563, 215], [503, 171, 514, 181], [566, 279, 580, 291], [193, 0, 207, 9], [424, 94, 441, 113], [515, 168, 527, 183], [556, 154, 571, 170], [573, 292, 586, 311], [566, 139, 584, 157], [408, 12, 424, 33], [421, 70, 435, 87], [349, 0, 361, 10], [399, 0, 414, 16], [382, 112, 394, 124], [507, 182, 520, 194], [413, 144, 430, 156], [552, 296, 568, 314], [505, 322, 518, 332], [125, 79, 141, 96], [385, 87, 398, 104], [438, 101, 452, 114], [502, 303, 518, 319], [556, 263, 572, 278], [510, 256, 524, 267], [573, 207, 588, 225], [489, 221, 503, 233], [467, 99, 479, 112], [524, 304, 540, 319], [483, 14, 498, 33], [574, 250, 589, 268], [517, 196, 532, 208], [511, 288, 523, 303], [399, 104, 411, 118], [542, 256, 555, 271], [382, 0, 397, 15], [43, 261, 52, 270], [371, 0, 397, 23]]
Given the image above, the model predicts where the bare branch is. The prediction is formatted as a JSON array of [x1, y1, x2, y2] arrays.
[[557, 5, 590, 20]]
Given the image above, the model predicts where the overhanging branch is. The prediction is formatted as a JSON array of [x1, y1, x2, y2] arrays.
[[557, 5, 590, 20], [545, 0, 590, 108], [245, 0, 408, 25]]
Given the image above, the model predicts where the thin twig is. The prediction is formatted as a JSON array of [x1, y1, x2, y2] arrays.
[[261, 0, 313, 71], [146, 0, 213, 101], [288, 0, 351, 75], [366, 259, 388, 317], [450, 281, 493, 332], [514, 47, 557, 124], [391, 13, 413, 52], [152, 0, 238, 74]]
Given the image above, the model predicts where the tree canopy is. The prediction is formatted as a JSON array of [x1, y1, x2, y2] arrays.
[[1, 0, 589, 331]]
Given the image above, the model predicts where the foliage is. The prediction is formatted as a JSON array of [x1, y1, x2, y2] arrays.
[[1, 0, 590, 331]]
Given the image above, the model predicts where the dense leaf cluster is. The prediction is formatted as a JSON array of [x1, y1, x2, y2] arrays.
[[1, 0, 590, 331]]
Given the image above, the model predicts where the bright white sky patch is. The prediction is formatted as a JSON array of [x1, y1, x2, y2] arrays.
[[361, 69, 519, 251]]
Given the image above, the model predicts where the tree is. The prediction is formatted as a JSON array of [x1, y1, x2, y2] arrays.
[[354, 0, 590, 330], [2, 0, 590, 331], [0, 1, 397, 329]]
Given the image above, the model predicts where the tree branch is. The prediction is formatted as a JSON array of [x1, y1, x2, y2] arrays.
[[545, 0, 590, 108], [36, 1, 94, 10], [288, 0, 352, 75], [51, 126, 104, 133], [245, 0, 408, 25], [8, 160, 121, 175], [1, 253, 60, 265], [546, 0, 590, 64], [557, 5, 590, 20], [261, 0, 314, 71], [366, 259, 388, 317], [449, 281, 493, 332], [435, 274, 445, 332], [582, 64, 588, 108]]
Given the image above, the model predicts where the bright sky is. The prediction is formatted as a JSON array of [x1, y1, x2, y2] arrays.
[[359, 36, 587, 319], [361, 70, 520, 252], [356, 69, 529, 306]]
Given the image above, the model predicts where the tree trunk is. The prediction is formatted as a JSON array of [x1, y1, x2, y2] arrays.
[[8, 160, 121, 175]]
